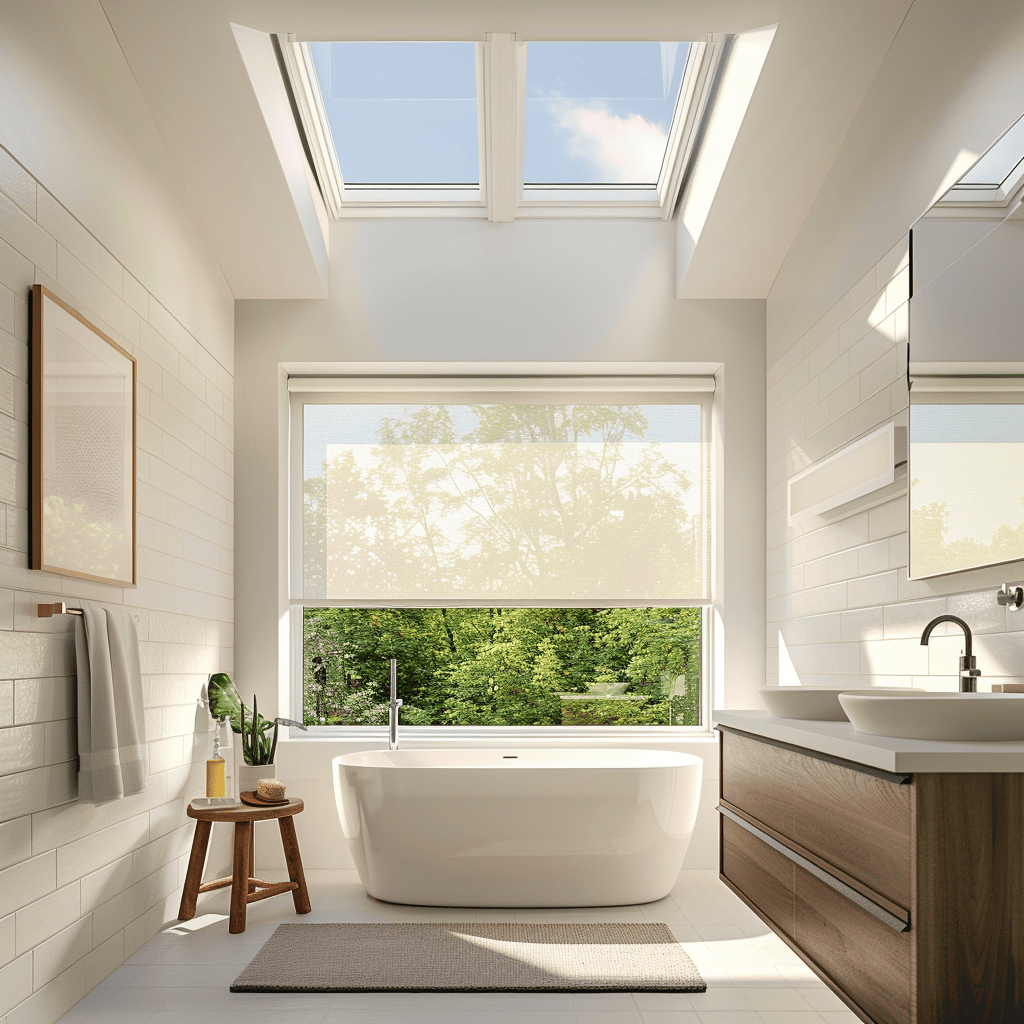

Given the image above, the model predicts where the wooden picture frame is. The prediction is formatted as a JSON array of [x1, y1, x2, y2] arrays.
[[30, 285, 137, 587]]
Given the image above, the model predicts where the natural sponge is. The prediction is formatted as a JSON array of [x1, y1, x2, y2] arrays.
[[257, 779, 285, 801]]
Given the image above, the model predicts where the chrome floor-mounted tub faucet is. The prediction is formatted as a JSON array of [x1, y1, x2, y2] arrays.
[[389, 658, 402, 750]]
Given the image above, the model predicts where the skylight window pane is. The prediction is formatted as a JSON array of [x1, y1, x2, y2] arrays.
[[957, 115, 1024, 188], [307, 42, 479, 185], [524, 42, 690, 186]]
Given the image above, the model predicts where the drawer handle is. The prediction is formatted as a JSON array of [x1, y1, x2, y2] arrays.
[[717, 804, 911, 933]]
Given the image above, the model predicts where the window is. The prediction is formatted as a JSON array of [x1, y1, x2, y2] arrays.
[[289, 376, 713, 729], [938, 112, 1024, 207], [303, 607, 702, 727], [280, 36, 717, 218], [304, 42, 482, 203], [522, 42, 691, 201]]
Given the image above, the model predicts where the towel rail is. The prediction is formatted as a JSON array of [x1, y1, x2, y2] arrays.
[[37, 601, 139, 624], [38, 602, 83, 617]]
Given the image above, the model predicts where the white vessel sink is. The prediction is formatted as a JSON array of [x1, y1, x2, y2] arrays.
[[758, 686, 917, 721], [839, 692, 1024, 742]]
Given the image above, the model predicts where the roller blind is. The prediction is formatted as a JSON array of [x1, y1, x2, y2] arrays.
[[290, 379, 713, 604], [910, 376, 1024, 395]]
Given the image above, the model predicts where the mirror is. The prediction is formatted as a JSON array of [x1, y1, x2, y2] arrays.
[[908, 112, 1024, 579]]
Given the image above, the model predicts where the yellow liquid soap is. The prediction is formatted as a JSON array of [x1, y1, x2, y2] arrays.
[[206, 737, 226, 798]]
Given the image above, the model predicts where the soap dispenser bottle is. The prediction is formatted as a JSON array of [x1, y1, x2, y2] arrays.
[[206, 734, 226, 799], [215, 716, 235, 800], [216, 716, 234, 794]]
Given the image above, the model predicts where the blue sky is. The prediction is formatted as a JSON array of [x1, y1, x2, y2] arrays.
[[308, 41, 688, 186], [524, 42, 688, 184], [309, 42, 478, 184]]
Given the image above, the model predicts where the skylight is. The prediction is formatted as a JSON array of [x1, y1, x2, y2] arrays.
[[282, 34, 732, 219], [305, 42, 479, 186], [938, 113, 1024, 206], [957, 115, 1024, 189], [524, 42, 690, 187]]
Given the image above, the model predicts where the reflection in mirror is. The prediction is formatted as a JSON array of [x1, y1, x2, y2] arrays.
[[910, 384, 1024, 578], [909, 110, 1024, 579], [910, 217, 1024, 371]]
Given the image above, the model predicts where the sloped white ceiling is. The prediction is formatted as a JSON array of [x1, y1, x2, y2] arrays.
[[100, 0, 912, 301]]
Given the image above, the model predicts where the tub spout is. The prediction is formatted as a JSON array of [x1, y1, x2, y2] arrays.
[[389, 658, 402, 750]]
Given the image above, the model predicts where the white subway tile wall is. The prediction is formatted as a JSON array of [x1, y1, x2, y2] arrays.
[[0, 149, 233, 1024], [767, 236, 1024, 695]]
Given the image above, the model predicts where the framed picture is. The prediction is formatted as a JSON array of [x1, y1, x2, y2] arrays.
[[30, 285, 137, 587]]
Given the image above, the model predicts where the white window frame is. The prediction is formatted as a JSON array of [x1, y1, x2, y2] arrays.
[[936, 161, 1024, 208], [278, 35, 722, 222], [285, 374, 716, 739], [937, 115, 1024, 209]]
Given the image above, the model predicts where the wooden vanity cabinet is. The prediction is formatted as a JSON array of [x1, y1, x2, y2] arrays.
[[718, 726, 1024, 1024]]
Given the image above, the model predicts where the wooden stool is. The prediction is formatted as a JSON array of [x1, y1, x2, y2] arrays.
[[179, 798, 311, 933]]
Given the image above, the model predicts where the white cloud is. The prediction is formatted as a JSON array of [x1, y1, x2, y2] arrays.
[[553, 103, 667, 183]]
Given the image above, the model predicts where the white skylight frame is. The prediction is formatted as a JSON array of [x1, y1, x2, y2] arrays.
[[937, 114, 1024, 208], [281, 35, 718, 221], [281, 38, 488, 215]]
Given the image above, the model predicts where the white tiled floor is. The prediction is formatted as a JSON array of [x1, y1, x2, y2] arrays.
[[55, 869, 860, 1024]]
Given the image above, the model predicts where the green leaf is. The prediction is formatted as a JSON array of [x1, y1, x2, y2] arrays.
[[211, 675, 284, 766], [239, 692, 278, 766], [207, 673, 243, 733]]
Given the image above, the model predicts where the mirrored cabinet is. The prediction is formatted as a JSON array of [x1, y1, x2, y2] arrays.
[[908, 111, 1024, 579]]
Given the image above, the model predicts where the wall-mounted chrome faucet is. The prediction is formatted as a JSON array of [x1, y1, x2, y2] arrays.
[[388, 658, 403, 750], [997, 584, 1024, 612], [920, 615, 980, 692]]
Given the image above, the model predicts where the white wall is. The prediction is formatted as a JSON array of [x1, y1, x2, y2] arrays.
[[0, 0, 233, 371], [768, 0, 1024, 367], [235, 216, 767, 870], [765, 0, 1024, 697], [0, 8, 234, 1024]]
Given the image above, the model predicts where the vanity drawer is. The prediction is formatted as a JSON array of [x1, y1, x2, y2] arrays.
[[720, 729, 795, 837], [795, 867, 911, 1024], [793, 752, 911, 911], [721, 816, 794, 938], [723, 809, 911, 1024], [720, 729, 911, 911]]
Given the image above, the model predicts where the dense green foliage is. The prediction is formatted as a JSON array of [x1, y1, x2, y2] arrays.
[[302, 606, 701, 727], [560, 696, 696, 726]]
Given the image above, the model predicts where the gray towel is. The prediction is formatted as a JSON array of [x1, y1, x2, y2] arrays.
[[74, 601, 147, 801]]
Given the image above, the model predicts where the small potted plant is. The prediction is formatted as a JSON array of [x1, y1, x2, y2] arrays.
[[207, 673, 306, 795]]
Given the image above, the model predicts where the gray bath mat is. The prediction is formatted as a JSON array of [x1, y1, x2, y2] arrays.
[[231, 922, 705, 992]]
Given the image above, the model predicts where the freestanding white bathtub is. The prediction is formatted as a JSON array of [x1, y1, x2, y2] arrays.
[[332, 748, 702, 907]]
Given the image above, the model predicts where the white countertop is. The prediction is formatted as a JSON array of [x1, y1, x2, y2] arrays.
[[713, 710, 1024, 773]]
